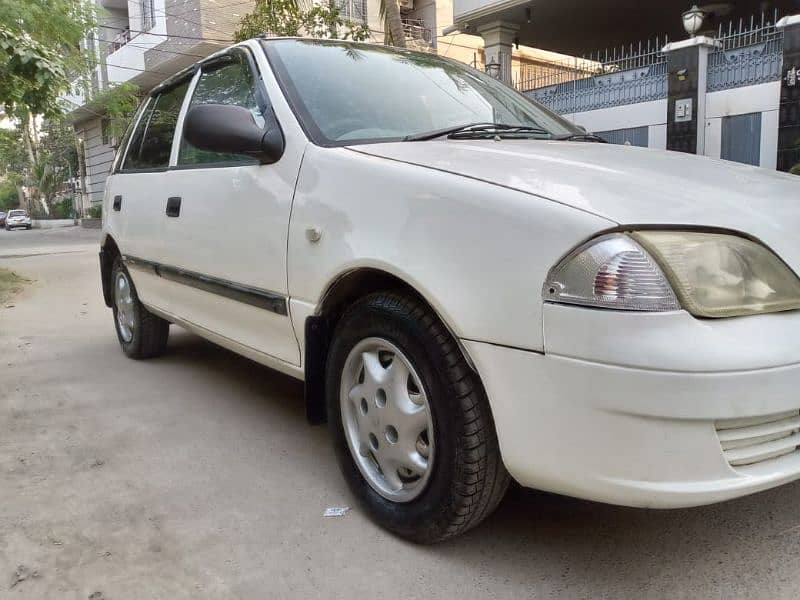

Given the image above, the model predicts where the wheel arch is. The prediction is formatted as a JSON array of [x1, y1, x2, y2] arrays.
[[303, 266, 476, 424]]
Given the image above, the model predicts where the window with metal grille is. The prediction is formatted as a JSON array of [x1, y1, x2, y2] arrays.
[[595, 126, 649, 147], [140, 0, 155, 31], [337, 0, 367, 23], [721, 112, 762, 167]]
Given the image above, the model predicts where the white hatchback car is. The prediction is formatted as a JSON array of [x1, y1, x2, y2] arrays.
[[5, 209, 32, 230], [101, 38, 800, 543]]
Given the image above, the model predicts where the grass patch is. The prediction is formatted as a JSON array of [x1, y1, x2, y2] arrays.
[[0, 268, 29, 305]]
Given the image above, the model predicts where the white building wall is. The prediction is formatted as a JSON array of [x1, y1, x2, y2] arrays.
[[568, 99, 669, 150], [76, 118, 116, 207], [539, 80, 782, 165], [105, 0, 169, 85], [703, 81, 781, 169]]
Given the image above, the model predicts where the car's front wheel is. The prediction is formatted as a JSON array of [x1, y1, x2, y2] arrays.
[[326, 292, 509, 543], [111, 258, 170, 359]]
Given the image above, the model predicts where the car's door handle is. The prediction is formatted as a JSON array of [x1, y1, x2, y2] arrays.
[[113, 195, 122, 211], [166, 196, 182, 217]]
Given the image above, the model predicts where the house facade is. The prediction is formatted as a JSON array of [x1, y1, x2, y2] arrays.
[[450, 0, 800, 173], [63, 0, 252, 214]]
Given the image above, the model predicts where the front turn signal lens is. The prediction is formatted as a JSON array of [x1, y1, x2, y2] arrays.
[[544, 234, 680, 312]]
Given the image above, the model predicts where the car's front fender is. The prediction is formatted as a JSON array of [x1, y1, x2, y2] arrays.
[[287, 145, 614, 352]]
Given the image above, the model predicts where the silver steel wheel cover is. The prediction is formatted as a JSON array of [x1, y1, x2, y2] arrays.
[[340, 337, 435, 503], [114, 271, 135, 343]]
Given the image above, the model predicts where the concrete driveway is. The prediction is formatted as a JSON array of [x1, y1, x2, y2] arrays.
[[2, 227, 800, 599]]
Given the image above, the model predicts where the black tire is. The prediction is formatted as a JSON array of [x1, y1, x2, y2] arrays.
[[326, 292, 510, 544], [111, 257, 170, 359]]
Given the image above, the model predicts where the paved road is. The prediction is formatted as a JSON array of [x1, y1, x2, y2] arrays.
[[2, 228, 800, 599], [0, 225, 100, 258]]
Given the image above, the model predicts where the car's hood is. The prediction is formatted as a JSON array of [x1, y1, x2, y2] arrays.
[[349, 139, 800, 266]]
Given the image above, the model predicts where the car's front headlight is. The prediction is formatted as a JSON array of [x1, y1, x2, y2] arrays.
[[544, 231, 800, 318]]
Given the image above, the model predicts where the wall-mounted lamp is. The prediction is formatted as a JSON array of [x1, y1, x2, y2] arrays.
[[682, 4, 706, 37], [676, 68, 689, 81]]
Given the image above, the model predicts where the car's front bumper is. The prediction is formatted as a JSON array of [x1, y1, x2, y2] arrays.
[[464, 305, 800, 508]]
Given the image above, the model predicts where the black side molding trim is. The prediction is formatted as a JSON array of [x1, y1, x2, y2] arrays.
[[124, 255, 159, 275], [123, 255, 288, 316]]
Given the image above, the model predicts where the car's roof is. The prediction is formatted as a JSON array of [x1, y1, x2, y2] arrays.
[[150, 36, 448, 96], [256, 36, 442, 56], [258, 36, 390, 48]]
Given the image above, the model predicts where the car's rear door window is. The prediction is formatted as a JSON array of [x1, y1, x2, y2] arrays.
[[122, 80, 190, 171], [178, 51, 265, 167]]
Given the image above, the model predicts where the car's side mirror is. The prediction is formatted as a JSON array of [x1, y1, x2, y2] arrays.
[[183, 104, 285, 164]]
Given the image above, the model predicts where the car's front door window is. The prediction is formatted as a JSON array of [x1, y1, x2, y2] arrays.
[[178, 52, 265, 167], [122, 81, 190, 171]]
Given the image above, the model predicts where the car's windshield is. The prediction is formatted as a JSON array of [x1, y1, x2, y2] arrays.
[[8, 210, 25, 217], [263, 39, 579, 145]]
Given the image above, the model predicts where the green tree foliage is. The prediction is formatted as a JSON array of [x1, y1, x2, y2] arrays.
[[34, 120, 78, 211], [0, 0, 96, 213], [0, 28, 69, 118], [0, 118, 81, 215], [0, 0, 96, 117], [0, 180, 19, 210], [0, 128, 25, 210], [234, 0, 370, 43], [39, 120, 78, 175], [91, 82, 141, 141], [0, 128, 27, 185]]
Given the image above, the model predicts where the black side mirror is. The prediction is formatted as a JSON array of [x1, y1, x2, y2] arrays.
[[183, 104, 285, 164]]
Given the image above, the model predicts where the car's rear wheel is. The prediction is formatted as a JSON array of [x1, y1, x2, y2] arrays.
[[326, 292, 509, 543], [111, 257, 170, 359]]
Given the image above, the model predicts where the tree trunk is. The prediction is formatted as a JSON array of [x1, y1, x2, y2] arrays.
[[21, 114, 37, 166], [21, 112, 39, 168], [384, 0, 406, 48]]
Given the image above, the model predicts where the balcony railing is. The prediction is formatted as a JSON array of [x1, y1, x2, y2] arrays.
[[403, 19, 433, 44], [106, 28, 132, 56]]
